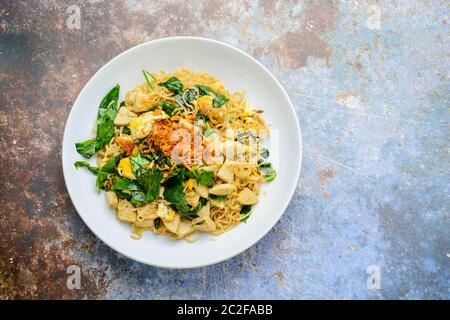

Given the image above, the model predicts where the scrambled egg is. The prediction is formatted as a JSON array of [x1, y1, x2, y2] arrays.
[[197, 96, 214, 109], [117, 157, 135, 180], [186, 179, 196, 190], [129, 111, 167, 140]]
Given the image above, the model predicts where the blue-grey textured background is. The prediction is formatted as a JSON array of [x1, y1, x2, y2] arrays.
[[0, 0, 448, 299]]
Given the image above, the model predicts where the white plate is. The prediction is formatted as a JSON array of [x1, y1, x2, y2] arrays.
[[62, 37, 302, 268]]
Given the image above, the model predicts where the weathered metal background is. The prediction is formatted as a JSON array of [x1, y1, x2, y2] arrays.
[[0, 0, 448, 299]]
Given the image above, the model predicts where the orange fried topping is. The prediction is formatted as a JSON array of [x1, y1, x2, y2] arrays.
[[116, 137, 134, 156], [148, 119, 202, 165]]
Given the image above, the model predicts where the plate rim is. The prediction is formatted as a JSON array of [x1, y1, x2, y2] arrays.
[[62, 36, 302, 268]]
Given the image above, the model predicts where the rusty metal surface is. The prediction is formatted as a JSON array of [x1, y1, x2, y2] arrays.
[[0, 0, 448, 299]]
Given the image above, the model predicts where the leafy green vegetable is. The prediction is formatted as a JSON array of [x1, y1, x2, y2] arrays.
[[156, 101, 177, 117], [187, 168, 215, 187], [95, 155, 121, 189], [128, 188, 146, 205], [130, 151, 163, 202], [159, 77, 183, 94], [112, 177, 132, 199], [96, 84, 120, 152], [240, 205, 253, 222], [163, 168, 188, 207], [146, 151, 173, 168], [203, 123, 214, 137], [139, 167, 163, 202], [74, 161, 99, 175], [142, 70, 154, 89], [74, 156, 120, 189], [75, 85, 120, 158], [162, 167, 199, 219], [260, 162, 276, 182], [75, 138, 96, 158], [195, 170, 215, 187], [122, 126, 131, 135], [209, 194, 226, 201], [99, 85, 120, 110], [95, 107, 117, 152], [196, 112, 210, 124], [130, 151, 150, 177], [183, 88, 198, 105], [195, 85, 228, 107], [260, 148, 269, 159], [172, 93, 184, 107], [112, 177, 147, 205]]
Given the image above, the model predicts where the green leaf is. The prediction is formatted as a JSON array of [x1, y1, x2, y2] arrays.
[[163, 167, 199, 219], [183, 88, 198, 105], [75, 85, 120, 158], [75, 138, 96, 158], [146, 151, 173, 167], [142, 70, 154, 89], [74, 161, 99, 175], [95, 85, 120, 152], [95, 155, 121, 189], [129, 189, 146, 205], [163, 168, 187, 204], [113, 177, 131, 194], [260, 162, 276, 182], [156, 101, 177, 117], [186, 168, 215, 187], [130, 151, 150, 177], [209, 194, 226, 201], [100, 156, 120, 174], [129, 151, 163, 203], [95, 108, 117, 152], [240, 205, 253, 222], [203, 123, 214, 137], [195, 85, 228, 107], [194, 169, 215, 187], [159, 77, 183, 94], [113, 177, 131, 190], [122, 126, 131, 135], [196, 112, 210, 124], [112, 177, 132, 200], [99, 85, 120, 110], [139, 167, 163, 202], [112, 177, 148, 205]]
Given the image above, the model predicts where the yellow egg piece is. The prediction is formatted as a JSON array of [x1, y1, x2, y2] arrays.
[[186, 178, 196, 190], [129, 111, 167, 140], [167, 210, 175, 222], [129, 117, 142, 130], [118, 157, 135, 180], [198, 95, 213, 109]]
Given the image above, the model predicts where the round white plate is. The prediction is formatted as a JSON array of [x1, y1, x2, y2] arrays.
[[62, 37, 302, 268]]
